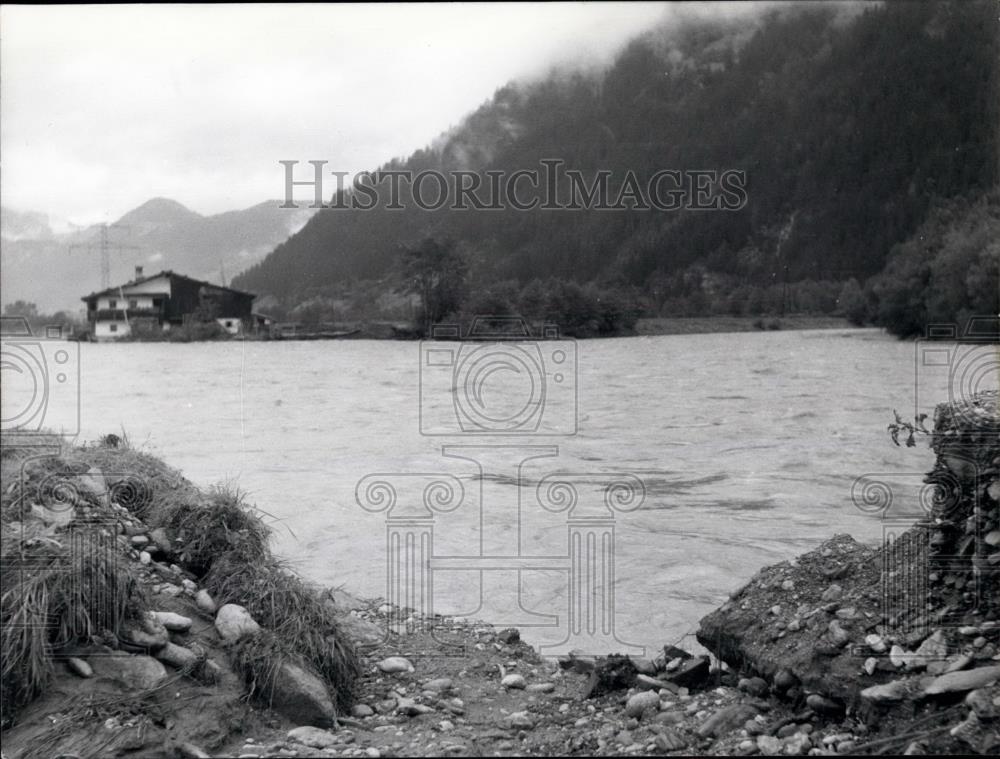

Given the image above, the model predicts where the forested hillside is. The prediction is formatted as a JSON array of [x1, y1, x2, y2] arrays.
[[235, 1, 998, 337]]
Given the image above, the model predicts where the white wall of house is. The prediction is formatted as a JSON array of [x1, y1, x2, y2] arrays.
[[216, 317, 243, 335], [95, 276, 171, 309], [97, 293, 162, 310], [94, 320, 131, 339]]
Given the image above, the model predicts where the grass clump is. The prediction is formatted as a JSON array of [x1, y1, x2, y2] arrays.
[[205, 551, 360, 712], [0, 527, 148, 726]]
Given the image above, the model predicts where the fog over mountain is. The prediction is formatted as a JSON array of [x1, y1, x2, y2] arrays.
[[1, 199, 314, 313]]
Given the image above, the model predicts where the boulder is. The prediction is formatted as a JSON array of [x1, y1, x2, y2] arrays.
[[268, 660, 337, 727], [91, 654, 168, 690], [214, 604, 260, 644]]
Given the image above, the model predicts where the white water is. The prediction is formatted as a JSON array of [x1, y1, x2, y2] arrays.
[[67, 328, 962, 654]]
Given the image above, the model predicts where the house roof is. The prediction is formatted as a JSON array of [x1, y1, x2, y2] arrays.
[[82, 270, 255, 301]]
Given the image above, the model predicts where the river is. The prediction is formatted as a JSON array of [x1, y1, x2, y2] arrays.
[[69, 328, 958, 654]]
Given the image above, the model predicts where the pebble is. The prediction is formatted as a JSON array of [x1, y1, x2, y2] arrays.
[[625, 690, 661, 719], [152, 611, 193, 632], [758, 736, 783, 754], [351, 704, 374, 718], [863, 657, 877, 676], [195, 589, 217, 614], [865, 633, 886, 653], [67, 657, 93, 678], [287, 726, 337, 749], [526, 682, 555, 693], [130, 535, 149, 546], [781, 579, 795, 590], [889, 645, 911, 668], [506, 711, 534, 730], [501, 673, 526, 689], [770, 605, 782, 615], [377, 656, 415, 674], [424, 678, 453, 692], [365, 749, 381, 759], [820, 584, 843, 602], [139, 551, 152, 565]]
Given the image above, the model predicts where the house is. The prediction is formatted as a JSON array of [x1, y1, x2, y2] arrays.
[[81, 267, 255, 340]]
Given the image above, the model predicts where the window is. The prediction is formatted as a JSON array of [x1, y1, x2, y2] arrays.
[[225, 320, 233, 328], [108, 299, 117, 309], [109, 324, 118, 333], [129, 299, 138, 309]]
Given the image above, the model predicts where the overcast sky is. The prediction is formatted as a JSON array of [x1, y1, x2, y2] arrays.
[[1, 3, 761, 226]]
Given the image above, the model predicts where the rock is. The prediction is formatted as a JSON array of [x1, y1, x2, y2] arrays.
[[396, 697, 434, 716], [175, 743, 211, 759], [583, 654, 638, 698], [625, 690, 661, 719], [629, 655, 658, 675], [781, 580, 795, 591], [90, 654, 168, 690], [124, 613, 170, 650], [351, 704, 374, 718], [826, 620, 850, 648], [215, 604, 261, 644], [66, 657, 93, 677], [773, 669, 798, 691], [424, 677, 453, 692], [526, 682, 555, 693], [966, 688, 998, 719], [820, 585, 843, 602], [922, 665, 1000, 696], [130, 535, 149, 547], [805, 693, 842, 715], [501, 673, 526, 689], [697, 703, 759, 738], [834, 606, 857, 620], [663, 655, 710, 689], [139, 551, 152, 565], [655, 730, 688, 751], [195, 589, 217, 615], [497, 628, 520, 644], [863, 657, 877, 676], [865, 634, 886, 654], [784, 733, 812, 755], [776, 724, 800, 739], [287, 726, 337, 748], [506, 711, 534, 730], [861, 678, 916, 702], [636, 674, 666, 691], [269, 660, 337, 727], [910, 629, 948, 669], [739, 677, 769, 697], [758, 735, 783, 754], [889, 644, 911, 668], [149, 527, 173, 555], [377, 656, 415, 674], [152, 611, 193, 632], [155, 642, 200, 669], [337, 614, 383, 647]]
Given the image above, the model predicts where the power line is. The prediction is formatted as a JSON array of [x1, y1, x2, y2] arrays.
[[69, 224, 141, 289]]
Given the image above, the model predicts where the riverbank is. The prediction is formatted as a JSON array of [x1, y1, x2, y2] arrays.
[[634, 316, 854, 336], [1, 390, 996, 757]]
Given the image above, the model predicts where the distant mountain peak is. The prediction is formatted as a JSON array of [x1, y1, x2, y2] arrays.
[[117, 197, 202, 226]]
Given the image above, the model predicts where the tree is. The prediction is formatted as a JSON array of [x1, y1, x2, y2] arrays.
[[3, 301, 38, 318], [400, 237, 468, 335]]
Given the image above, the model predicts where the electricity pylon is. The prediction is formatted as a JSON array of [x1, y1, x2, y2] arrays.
[[70, 223, 140, 289]]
